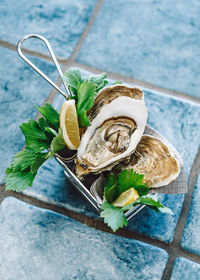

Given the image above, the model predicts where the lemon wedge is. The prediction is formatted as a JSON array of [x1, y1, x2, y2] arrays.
[[112, 188, 139, 207], [59, 100, 80, 150]]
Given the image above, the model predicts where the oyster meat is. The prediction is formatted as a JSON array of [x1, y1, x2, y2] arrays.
[[118, 135, 180, 188], [76, 95, 148, 179]]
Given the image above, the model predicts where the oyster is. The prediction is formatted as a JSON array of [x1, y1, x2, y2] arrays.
[[119, 135, 180, 188], [87, 84, 143, 121], [76, 96, 148, 179]]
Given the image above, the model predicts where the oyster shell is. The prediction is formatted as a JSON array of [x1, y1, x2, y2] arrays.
[[118, 134, 180, 188], [76, 96, 148, 179], [87, 84, 143, 121]]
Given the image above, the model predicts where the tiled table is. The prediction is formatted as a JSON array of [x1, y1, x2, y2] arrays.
[[0, 197, 168, 280], [170, 258, 200, 280], [0, 0, 200, 279], [77, 0, 200, 98]]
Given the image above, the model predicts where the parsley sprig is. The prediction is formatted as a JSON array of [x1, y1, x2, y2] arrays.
[[100, 170, 173, 232], [5, 103, 65, 192], [62, 69, 122, 127]]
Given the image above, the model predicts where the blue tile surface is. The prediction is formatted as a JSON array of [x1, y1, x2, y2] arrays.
[[25, 157, 97, 217], [22, 69, 200, 242], [0, 197, 168, 280], [77, 0, 200, 98], [170, 258, 200, 280], [0, 0, 97, 59], [181, 176, 200, 255], [0, 47, 58, 183]]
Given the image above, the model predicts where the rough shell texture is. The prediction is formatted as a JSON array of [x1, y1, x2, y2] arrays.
[[117, 134, 180, 188], [87, 84, 144, 121]]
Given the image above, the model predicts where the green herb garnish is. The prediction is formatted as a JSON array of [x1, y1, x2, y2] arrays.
[[5, 103, 65, 192], [76, 81, 96, 127], [100, 170, 173, 232], [101, 201, 128, 232], [62, 69, 121, 128]]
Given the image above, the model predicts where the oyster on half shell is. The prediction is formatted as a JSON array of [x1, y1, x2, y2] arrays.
[[76, 96, 148, 179], [117, 134, 180, 188]]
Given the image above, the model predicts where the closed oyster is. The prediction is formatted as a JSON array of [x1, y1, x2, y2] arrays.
[[119, 135, 180, 188], [87, 85, 143, 121], [76, 96, 148, 179]]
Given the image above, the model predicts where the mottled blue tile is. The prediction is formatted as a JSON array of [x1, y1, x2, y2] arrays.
[[0, 47, 59, 183], [0, 197, 168, 280], [181, 176, 200, 255], [24, 157, 98, 218], [171, 258, 200, 280], [125, 89, 200, 242], [0, 0, 97, 59], [127, 194, 184, 243], [78, 0, 200, 98], [23, 69, 200, 242]]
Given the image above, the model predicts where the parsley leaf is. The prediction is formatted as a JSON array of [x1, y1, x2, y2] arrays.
[[5, 103, 66, 192], [48, 128, 66, 158], [77, 81, 96, 111], [122, 194, 174, 215], [36, 103, 59, 129], [136, 194, 174, 215], [110, 81, 123, 85], [87, 73, 108, 92], [5, 171, 35, 192], [104, 173, 118, 203], [30, 153, 48, 174], [38, 117, 49, 132], [77, 110, 90, 128], [45, 127, 58, 137], [5, 150, 39, 172], [62, 69, 109, 95], [133, 185, 149, 197], [100, 200, 128, 232], [5, 151, 48, 191], [118, 169, 143, 191], [62, 69, 82, 94], [76, 81, 96, 127], [20, 119, 50, 152], [118, 169, 148, 196]]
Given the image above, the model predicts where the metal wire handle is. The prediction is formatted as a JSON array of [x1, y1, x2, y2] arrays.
[[17, 34, 71, 99]]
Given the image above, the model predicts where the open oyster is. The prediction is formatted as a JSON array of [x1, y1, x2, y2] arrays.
[[76, 95, 148, 179], [118, 135, 180, 188]]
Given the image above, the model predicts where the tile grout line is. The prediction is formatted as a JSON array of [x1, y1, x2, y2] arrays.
[[61, 60, 200, 105], [0, 184, 184, 251], [0, 40, 66, 63], [0, 0, 105, 65], [68, 0, 105, 62], [0, 41, 200, 105], [2, 181, 200, 267], [161, 145, 200, 279], [0, 185, 169, 250]]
